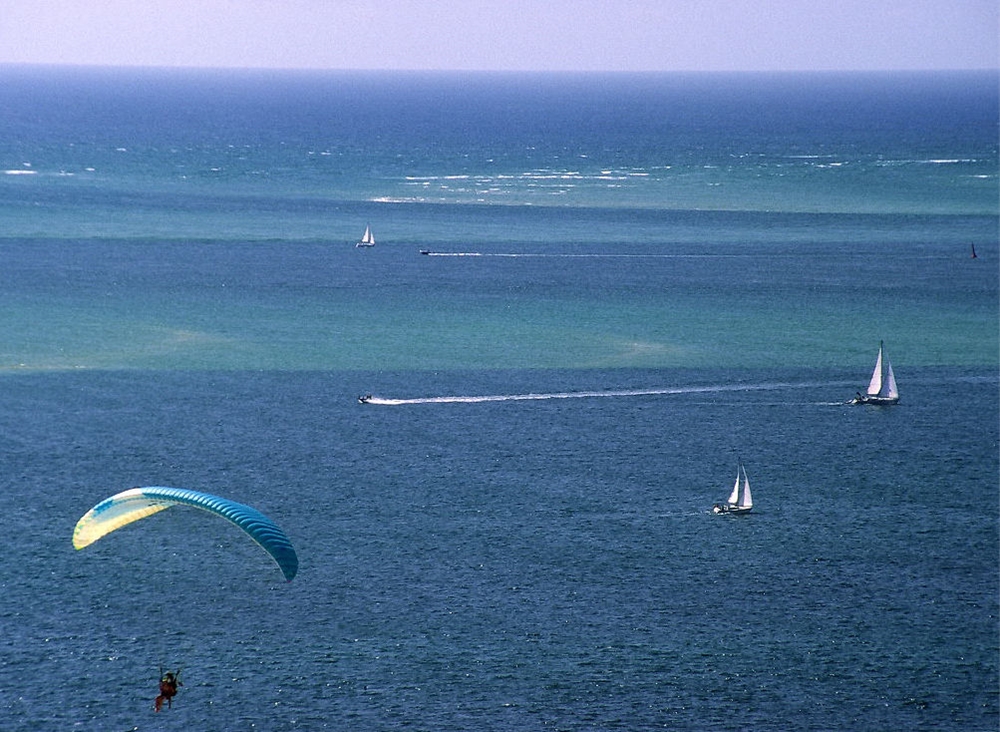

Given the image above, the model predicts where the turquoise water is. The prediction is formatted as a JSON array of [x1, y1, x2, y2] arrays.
[[0, 67, 997, 730], [0, 223, 996, 373]]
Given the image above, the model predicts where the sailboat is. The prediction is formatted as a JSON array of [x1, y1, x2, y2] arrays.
[[850, 340, 899, 405], [356, 224, 375, 248], [713, 462, 753, 515]]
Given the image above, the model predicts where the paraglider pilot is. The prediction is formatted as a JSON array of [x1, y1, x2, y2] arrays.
[[155, 668, 182, 712]]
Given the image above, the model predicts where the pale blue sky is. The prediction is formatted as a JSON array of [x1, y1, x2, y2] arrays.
[[1, 0, 996, 72]]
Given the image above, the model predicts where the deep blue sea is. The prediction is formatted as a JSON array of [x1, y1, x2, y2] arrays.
[[0, 66, 997, 730]]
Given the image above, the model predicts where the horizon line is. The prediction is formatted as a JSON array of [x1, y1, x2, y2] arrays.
[[1, 61, 997, 75]]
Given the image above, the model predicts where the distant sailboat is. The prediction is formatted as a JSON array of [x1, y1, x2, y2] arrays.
[[850, 341, 899, 405], [713, 462, 753, 515], [971, 243, 978, 259], [356, 224, 375, 248]]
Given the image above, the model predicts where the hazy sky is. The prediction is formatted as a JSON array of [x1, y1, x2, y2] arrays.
[[1, 0, 996, 72]]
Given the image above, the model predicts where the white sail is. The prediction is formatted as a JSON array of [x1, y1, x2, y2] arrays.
[[881, 360, 898, 399], [866, 342, 884, 396], [357, 225, 374, 247], [727, 467, 741, 505], [738, 467, 753, 509], [714, 461, 754, 513]]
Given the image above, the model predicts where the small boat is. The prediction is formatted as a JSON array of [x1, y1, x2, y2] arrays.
[[356, 225, 375, 248], [357, 394, 373, 404], [850, 341, 899, 405], [971, 243, 978, 259], [713, 461, 753, 515]]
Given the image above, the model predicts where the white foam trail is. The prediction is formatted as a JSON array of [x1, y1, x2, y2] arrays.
[[361, 381, 847, 406]]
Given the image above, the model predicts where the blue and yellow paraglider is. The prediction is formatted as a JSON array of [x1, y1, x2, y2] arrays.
[[73, 487, 298, 581]]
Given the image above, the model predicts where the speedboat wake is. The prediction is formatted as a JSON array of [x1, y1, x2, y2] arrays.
[[357, 381, 852, 406]]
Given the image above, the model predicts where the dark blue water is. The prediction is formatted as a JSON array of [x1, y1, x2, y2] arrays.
[[0, 68, 996, 730], [1, 67, 996, 225], [2, 367, 997, 729]]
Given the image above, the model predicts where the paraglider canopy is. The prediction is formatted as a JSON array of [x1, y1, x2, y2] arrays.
[[73, 486, 298, 581]]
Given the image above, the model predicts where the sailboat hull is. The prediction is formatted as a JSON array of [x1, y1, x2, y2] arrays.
[[850, 394, 899, 405], [712, 503, 752, 515]]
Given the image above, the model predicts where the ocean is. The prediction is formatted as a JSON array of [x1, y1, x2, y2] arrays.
[[0, 66, 997, 730]]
